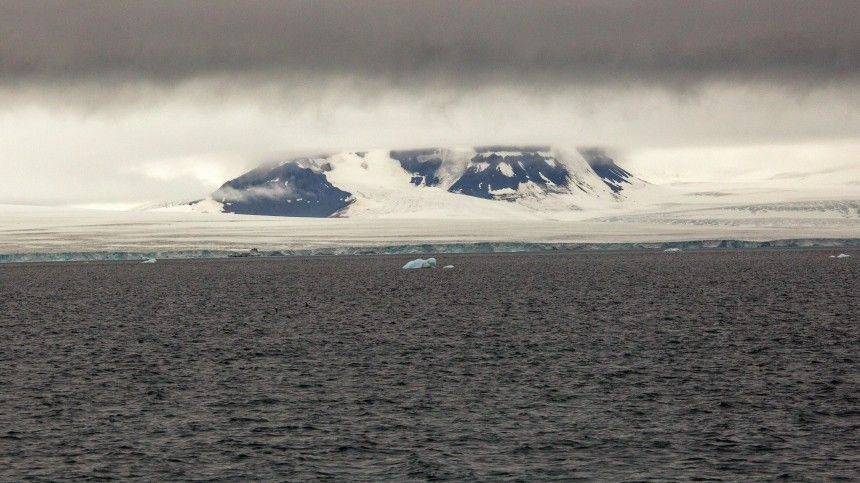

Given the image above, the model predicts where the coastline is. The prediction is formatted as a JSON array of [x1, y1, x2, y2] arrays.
[[2, 238, 857, 264]]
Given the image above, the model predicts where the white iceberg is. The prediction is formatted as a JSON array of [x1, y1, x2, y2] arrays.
[[141, 257, 157, 264], [664, 248, 682, 252], [443, 265, 454, 269], [402, 257, 437, 269], [834, 253, 851, 258]]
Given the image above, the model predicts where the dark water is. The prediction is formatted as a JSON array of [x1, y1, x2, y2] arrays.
[[1, 250, 857, 480]]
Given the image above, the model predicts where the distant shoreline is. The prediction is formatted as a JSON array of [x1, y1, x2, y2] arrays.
[[1, 238, 857, 264]]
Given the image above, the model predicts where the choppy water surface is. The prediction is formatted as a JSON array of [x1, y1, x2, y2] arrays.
[[1, 250, 857, 480]]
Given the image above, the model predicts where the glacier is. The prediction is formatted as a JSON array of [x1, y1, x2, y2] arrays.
[[1, 143, 857, 262]]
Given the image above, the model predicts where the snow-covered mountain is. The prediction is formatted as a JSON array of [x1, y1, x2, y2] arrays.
[[211, 160, 352, 217], [206, 146, 646, 218], [5, 144, 856, 258], [146, 143, 859, 226]]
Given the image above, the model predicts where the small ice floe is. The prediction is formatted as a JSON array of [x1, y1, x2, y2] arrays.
[[830, 253, 851, 258], [141, 257, 157, 264], [443, 265, 455, 269], [663, 248, 682, 253], [402, 257, 437, 269]]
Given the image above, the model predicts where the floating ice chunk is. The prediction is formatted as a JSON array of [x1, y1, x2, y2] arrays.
[[663, 248, 682, 252], [443, 265, 454, 269], [141, 257, 157, 264], [834, 253, 851, 258], [402, 257, 437, 269]]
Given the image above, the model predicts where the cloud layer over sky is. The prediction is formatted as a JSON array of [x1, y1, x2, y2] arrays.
[[0, 0, 857, 204], [3, 0, 858, 85]]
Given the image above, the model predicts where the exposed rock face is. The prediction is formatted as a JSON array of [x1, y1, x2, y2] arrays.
[[212, 161, 352, 217], [209, 146, 640, 217], [390, 149, 444, 187], [448, 148, 572, 200], [579, 148, 634, 193]]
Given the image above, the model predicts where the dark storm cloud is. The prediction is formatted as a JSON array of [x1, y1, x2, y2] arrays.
[[1, 0, 857, 87]]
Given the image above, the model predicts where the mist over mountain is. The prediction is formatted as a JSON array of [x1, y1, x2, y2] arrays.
[[206, 146, 642, 218]]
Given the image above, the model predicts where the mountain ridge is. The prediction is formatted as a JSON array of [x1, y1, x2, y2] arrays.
[[209, 146, 642, 217]]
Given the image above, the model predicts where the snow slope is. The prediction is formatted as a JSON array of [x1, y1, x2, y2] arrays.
[[202, 146, 648, 219], [112, 142, 858, 241]]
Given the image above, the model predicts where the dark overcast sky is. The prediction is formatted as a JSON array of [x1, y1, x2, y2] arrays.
[[2, 0, 858, 86], [0, 0, 857, 205]]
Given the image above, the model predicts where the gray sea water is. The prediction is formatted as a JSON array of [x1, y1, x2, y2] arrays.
[[1, 250, 857, 480]]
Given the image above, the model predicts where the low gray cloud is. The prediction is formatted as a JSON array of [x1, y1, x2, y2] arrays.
[[1, 0, 857, 88], [1, 1, 857, 206]]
